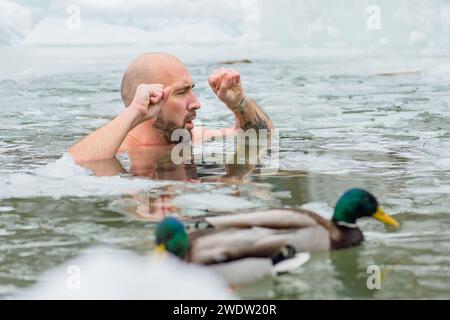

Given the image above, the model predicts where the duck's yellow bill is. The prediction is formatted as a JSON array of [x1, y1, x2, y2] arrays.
[[154, 243, 166, 254], [373, 208, 400, 228]]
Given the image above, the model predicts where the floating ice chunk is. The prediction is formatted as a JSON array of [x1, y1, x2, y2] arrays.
[[173, 193, 258, 212], [0, 153, 170, 200]]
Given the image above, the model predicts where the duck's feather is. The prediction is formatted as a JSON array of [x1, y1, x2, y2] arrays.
[[206, 252, 311, 285], [188, 225, 330, 264], [273, 252, 311, 274], [207, 257, 274, 285], [204, 208, 326, 229]]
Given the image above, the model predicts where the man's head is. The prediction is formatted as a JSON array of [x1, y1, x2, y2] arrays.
[[121, 52, 201, 143]]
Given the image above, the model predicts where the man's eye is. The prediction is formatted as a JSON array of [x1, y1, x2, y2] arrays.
[[178, 90, 186, 95]]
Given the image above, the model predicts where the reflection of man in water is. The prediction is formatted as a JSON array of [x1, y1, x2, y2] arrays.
[[68, 52, 274, 165]]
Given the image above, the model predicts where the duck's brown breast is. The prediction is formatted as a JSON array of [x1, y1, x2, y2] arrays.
[[330, 225, 364, 250]]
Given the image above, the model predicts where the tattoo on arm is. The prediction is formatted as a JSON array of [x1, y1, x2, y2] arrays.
[[238, 101, 273, 131]]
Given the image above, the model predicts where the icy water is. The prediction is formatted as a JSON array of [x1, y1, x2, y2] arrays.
[[1, 46, 450, 299]]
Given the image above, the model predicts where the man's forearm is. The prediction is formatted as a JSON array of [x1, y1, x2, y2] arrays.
[[69, 107, 141, 163], [232, 97, 274, 131]]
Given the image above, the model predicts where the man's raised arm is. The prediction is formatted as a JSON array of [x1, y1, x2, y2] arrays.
[[69, 84, 171, 163], [208, 68, 274, 132]]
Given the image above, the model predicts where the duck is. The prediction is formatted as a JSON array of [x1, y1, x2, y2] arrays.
[[154, 188, 400, 284]]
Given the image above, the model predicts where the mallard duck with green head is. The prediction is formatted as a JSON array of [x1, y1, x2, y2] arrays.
[[155, 189, 399, 283]]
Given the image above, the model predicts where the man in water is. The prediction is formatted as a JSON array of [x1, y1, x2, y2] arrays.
[[69, 52, 274, 163]]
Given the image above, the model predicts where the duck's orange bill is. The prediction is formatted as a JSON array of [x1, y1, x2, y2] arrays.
[[373, 207, 400, 228]]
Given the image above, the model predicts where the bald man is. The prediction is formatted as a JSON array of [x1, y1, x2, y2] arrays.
[[69, 52, 274, 163]]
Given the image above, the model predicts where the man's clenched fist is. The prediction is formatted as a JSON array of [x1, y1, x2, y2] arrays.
[[130, 84, 172, 122], [208, 68, 245, 112]]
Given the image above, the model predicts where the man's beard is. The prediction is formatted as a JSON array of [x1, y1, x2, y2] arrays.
[[153, 113, 194, 144]]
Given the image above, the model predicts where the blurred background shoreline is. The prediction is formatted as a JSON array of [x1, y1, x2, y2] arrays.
[[1, 1, 450, 50]]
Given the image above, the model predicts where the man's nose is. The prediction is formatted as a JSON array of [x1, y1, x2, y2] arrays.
[[187, 93, 201, 111]]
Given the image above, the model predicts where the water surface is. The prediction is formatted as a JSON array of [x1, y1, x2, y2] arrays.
[[1, 46, 450, 299]]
